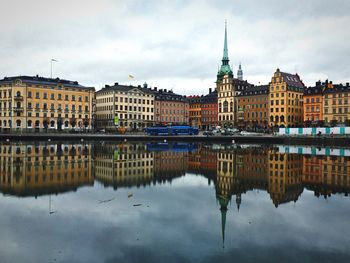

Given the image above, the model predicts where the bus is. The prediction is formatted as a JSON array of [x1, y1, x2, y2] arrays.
[[145, 125, 199, 136]]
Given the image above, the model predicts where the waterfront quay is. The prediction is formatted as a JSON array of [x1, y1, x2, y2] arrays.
[[1, 132, 350, 147]]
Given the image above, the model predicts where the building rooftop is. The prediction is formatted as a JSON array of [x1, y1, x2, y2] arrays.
[[279, 71, 305, 88], [154, 89, 188, 102], [238, 85, 269, 97], [323, 83, 350, 94], [0, 75, 93, 90], [97, 82, 155, 95]]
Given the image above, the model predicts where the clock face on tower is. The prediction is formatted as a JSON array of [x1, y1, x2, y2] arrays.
[[15, 79, 22, 85]]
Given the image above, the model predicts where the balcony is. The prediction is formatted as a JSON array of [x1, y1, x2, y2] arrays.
[[14, 95, 23, 101], [13, 107, 24, 112]]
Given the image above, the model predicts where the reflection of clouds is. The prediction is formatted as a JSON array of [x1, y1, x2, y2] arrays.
[[0, 175, 349, 262]]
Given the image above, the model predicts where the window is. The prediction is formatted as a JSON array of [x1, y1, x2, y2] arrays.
[[28, 91, 32, 98], [50, 94, 55, 100]]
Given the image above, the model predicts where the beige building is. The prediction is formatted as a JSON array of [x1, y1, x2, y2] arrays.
[[95, 83, 155, 131], [0, 76, 95, 131], [323, 83, 350, 125]]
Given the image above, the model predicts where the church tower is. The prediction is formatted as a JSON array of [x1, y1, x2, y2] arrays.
[[217, 21, 233, 81]]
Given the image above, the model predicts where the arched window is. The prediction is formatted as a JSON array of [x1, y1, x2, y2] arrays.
[[280, 116, 285, 123], [16, 91, 21, 97], [275, 116, 279, 123], [16, 102, 21, 108], [50, 120, 55, 128], [65, 121, 69, 128], [4, 120, 7, 127], [230, 102, 233, 112], [16, 120, 21, 127], [223, 101, 228, 113], [35, 120, 40, 127], [27, 120, 32, 127], [270, 116, 274, 122], [218, 103, 222, 113], [0, 120, 2, 127]]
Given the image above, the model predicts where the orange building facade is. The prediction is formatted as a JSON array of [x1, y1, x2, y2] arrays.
[[303, 82, 325, 125], [188, 96, 202, 128]]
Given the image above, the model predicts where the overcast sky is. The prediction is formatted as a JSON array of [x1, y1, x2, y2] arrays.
[[1, 0, 349, 95]]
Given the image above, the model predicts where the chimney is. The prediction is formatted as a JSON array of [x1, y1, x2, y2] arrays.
[[209, 88, 212, 94], [105, 84, 110, 88], [164, 89, 167, 92], [346, 82, 349, 87], [316, 81, 321, 86], [138, 85, 141, 88], [114, 82, 119, 86], [154, 87, 158, 91]]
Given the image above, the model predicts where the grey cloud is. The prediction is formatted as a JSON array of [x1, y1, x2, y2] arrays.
[[0, 0, 349, 95]]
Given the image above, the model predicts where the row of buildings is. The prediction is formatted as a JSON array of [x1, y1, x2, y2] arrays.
[[1, 25, 349, 131]]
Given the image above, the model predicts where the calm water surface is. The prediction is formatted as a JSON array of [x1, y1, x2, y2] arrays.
[[0, 142, 349, 263]]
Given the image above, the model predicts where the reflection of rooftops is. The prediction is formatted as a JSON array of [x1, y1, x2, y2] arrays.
[[0, 75, 94, 90]]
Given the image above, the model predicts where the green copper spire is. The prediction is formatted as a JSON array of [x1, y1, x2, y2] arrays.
[[217, 20, 233, 81], [222, 20, 229, 61]]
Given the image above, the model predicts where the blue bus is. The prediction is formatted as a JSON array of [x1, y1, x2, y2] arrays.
[[146, 125, 199, 136]]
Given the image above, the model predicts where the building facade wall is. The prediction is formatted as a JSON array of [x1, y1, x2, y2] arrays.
[[96, 85, 155, 130], [238, 93, 269, 129], [303, 94, 323, 123], [0, 77, 95, 131], [154, 100, 189, 125], [189, 97, 202, 128], [323, 89, 350, 125], [269, 70, 304, 128]]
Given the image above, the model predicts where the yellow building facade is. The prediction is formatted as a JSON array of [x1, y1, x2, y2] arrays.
[[269, 69, 305, 127], [0, 76, 95, 131]]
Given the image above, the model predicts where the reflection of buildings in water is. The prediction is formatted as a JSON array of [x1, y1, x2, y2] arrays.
[[304, 156, 350, 197], [0, 143, 94, 196], [268, 150, 303, 207], [154, 150, 188, 183], [94, 143, 154, 188]]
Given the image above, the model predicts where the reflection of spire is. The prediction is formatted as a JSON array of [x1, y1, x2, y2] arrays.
[[217, 195, 229, 249], [236, 193, 241, 212]]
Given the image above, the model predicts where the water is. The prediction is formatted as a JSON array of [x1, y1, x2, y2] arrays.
[[0, 141, 349, 263]]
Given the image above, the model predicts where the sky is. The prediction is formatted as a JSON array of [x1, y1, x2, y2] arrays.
[[1, 0, 350, 95]]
